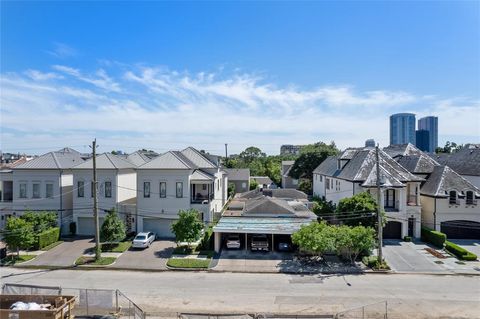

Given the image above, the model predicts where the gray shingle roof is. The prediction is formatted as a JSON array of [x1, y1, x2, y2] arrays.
[[421, 165, 480, 197], [139, 151, 195, 169], [383, 143, 423, 158], [313, 148, 423, 187], [431, 147, 480, 176], [224, 168, 250, 181], [14, 148, 84, 169], [190, 169, 214, 181], [396, 155, 439, 174], [180, 147, 217, 169], [72, 153, 136, 170], [263, 189, 308, 200], [250, 176, 274, 185]]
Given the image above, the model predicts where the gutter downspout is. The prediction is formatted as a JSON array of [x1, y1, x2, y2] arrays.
[[59, 170, 63, 233], [433, 197, 437, 231]]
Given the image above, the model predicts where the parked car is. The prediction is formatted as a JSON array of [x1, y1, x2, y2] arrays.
[[277, 242, 292, 252], [251, 234, 269, 251], [132, 232, 156, 249], [226, 234, 241, 249]]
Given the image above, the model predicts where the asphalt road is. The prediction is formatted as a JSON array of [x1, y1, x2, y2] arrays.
[[1, 268, 479, 318]]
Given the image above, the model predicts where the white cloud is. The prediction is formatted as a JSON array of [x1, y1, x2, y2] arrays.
[[1, 64, 478, 154], [25, 70, 64, 81], [46, 42, 78, 58]]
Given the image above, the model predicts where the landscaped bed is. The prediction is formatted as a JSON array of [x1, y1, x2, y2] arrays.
[[172, 246, 214, 258], [101, 241, 132, 253], [0, 254, 36, 265], [75, 256, 116, 266], [167, 257, 211, 269]]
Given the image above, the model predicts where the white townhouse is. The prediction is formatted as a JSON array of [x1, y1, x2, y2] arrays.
[[136, 147, 228, 238], [71, 153, 138, 235], [8, 148, 85, 232], [384, 143, 480, 239], [313, 147, 424, 239]]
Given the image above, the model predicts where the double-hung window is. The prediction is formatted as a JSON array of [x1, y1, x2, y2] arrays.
[[105, 181, 112, 198], [176, 182, 183, 198], [19, 183, 27, 198], [46, 183, 53, 198], [32, 183, 41, 198], [78, 181, 85, 198], [159, 182, 166, 198], [144, 182, 151, 198]]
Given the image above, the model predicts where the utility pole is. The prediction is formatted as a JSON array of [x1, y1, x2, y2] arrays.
[[375, 144, 383, 263], [224, 143, 228, 167], [91, 139, 101, 260]]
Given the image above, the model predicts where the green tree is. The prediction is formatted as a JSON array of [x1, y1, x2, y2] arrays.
[[4, 217, 35, 256], [228, 182, 236, 197], [291, 221, 336, 257], [21, 211, 57, 233], [335, 225, 375, 264], [311, 197, 336, 219], [100, 208, 126, 242], [288, 142, 339, 180], [171, 209, 204, 248], [336, 192, 377, 227], [436, 141, 464, 154], [298, 179, 312, 195], [249, 179, 258, 190], [239, 146, 266, 165]]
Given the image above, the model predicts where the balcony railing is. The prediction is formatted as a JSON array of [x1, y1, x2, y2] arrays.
[[407, 195, 418, 206], [384, 200, 400, 212], [466, 199, 477, 205], [191, 193, 214, 204]]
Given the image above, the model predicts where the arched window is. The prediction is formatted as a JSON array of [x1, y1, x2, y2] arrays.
[[466, 191, 474, 205], [449, 190, 457, 205]]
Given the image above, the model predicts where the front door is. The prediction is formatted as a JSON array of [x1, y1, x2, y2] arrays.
[[408, 217, 415, 237]]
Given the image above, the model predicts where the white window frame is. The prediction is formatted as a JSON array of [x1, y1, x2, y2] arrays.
[[45, 182, 54, 198], [104, 181, 112, 198], [159, 182, 166, 198], [176, 182, 183, 198], [19, 182, 27, 199], [78, 181, 85, 198], [32, 182, 41, 198], [144, 182, 151, 198]]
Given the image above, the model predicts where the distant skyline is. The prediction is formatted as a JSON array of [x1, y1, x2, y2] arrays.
[[1, 1, 479, 155]]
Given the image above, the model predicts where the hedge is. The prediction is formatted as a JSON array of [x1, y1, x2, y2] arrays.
[[198, 226, 214, 251], [445, 241, 478, 261], [421, 226, 446, 248], [37, 227, 60, 249]]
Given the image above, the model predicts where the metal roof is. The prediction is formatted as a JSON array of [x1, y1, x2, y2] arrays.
[[213, 217, 315, 234], [14, 148, 84, 169], [139, 151, 194, 169], [72, 153, 136, 170], [126, 151, 157, 167], [180, 147, 217, 169], [190, 169, 214, 182]]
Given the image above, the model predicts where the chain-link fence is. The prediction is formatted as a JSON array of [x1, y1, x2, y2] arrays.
[[334, 301, 388, 319], [2, 283, 146, 319]]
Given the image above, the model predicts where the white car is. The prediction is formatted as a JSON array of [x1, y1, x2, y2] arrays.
[[132, 232, 156, 249], [226, 234, 241, 249]]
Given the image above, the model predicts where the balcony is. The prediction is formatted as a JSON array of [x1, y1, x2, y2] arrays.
[[466, 199, 478, 206], [407, 195, 419, 206], [191, 193, 214, 204], [384, 200, 400, 212], [449, 199, 460, 206]]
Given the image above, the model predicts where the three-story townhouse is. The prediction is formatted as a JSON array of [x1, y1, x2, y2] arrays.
[[136, 147, 227, 238]]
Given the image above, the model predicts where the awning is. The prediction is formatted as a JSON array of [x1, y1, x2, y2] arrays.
[[213, 216, 315, 235]]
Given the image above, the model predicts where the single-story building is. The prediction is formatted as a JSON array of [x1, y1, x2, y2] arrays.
[[224, 168, 250, 193], [213, 189, 316, 253]]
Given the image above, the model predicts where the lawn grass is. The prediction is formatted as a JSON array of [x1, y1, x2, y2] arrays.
[[0, 254, 36, 265], [41, 241, 64, 251], [173, 246, 214, 258], [101, 241, 132, 253], [167, 257, 211, 269], [75, 256, 116, 266]]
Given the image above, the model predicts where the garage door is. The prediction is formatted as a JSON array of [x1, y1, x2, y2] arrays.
[[383, 221, 402, 239], [143, 218, 176, 239], [77, 217, 104, 236], [441, 220, 480, 239]]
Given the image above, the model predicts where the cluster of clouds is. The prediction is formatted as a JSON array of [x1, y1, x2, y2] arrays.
[[1, 63, 479, 154]]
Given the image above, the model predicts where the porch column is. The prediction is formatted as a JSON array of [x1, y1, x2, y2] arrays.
[[271, 234, 274, 252], [245, 233, 248, 251], [214, 232, 221, 253]]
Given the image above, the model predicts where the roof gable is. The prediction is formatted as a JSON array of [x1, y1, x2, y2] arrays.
[[421, 165, 480, 197], [180, 147, 217, 169], [139, 151, 194, 169], [15, 148, 84, 169], [73, 153, 135, 170]]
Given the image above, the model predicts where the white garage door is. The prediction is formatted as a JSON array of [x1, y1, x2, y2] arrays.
[[77, 217, 104, 236], [143, 218, 176, 239]]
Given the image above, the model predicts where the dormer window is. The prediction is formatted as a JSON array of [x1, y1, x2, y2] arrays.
[[449, 191, 458, 205], [466, 191, 475, 205]]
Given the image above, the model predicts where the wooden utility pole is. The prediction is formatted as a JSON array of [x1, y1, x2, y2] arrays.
[[224, 143, 228, 167], [92, 139, 101, 260], [375, 144, 383, 263]]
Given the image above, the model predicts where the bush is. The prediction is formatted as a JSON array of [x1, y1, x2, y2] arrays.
[[37, 227, 60, 249], [403, 236, 412, 242], [445, 241, 478, 261], [421, 226, 446, 248], [362, 256, 390, 270], [198, 226, 214, 251]]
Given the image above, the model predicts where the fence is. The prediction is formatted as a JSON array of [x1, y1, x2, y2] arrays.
[[2, 283, 146, 319], [334, 301, 388, 319]]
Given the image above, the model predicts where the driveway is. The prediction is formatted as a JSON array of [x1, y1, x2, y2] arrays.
[[110, 240, 175, 270], [382, 240, 445, 273], [24, 237, 94, 267], [212, 249, 294, 273]]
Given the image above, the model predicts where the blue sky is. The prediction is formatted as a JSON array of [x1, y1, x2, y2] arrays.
[[1, 1, 479, 155]]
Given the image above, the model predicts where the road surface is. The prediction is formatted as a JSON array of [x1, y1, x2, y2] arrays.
[[1, 268, 479, 318]]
